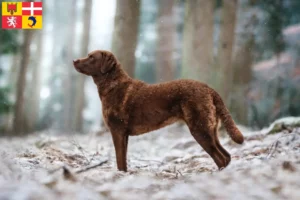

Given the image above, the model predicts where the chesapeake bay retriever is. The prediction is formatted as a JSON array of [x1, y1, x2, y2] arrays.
[[73, 50, 244, 172]]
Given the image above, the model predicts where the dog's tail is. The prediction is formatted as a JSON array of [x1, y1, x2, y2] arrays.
[[213, 91, 244, 144]]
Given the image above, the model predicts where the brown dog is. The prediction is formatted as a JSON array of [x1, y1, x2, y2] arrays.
[[73, 50, 244, 172]]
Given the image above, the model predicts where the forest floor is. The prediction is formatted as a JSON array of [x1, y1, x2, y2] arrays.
[[0, 117, 300, 200]]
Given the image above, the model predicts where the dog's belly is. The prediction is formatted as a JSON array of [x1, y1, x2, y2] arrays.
[[128, 89, 184, 136], [130, 115, 179, 136]]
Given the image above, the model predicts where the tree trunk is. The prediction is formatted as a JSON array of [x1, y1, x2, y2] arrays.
[[231, 0, 257, 125], [46, 0, 65, 130], [27, 30, 43, 131], [112, 0, 141, 77], [155, 0, 176, 82], [217, 0, 238, 103], [181, 0, 214, 83], [63, 0, 77, 132], [13, 30, 34, 135], [73, 0, 93, 132], [231, 35, 254, 124]]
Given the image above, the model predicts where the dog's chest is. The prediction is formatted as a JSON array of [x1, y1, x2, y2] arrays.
[[101, 92, 132, 131], [102, 101, 128, 122]]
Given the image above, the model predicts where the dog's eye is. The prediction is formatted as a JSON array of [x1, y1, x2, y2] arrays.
[[89, 55, 94, 60]]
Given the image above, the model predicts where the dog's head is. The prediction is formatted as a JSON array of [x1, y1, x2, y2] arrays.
[[73, 50, 118, 76]]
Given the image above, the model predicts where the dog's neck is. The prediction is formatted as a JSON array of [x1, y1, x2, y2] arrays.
[[92, 66, 132, 98]]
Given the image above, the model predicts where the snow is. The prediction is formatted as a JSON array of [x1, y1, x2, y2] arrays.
[[0, 120, 299, 200]]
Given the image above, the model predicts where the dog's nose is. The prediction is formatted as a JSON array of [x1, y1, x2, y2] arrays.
[[73, 59, 80, 64]]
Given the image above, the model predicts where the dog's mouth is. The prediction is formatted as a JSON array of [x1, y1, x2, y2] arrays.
[[76, 67, 84, 73], [73, 60, 85, 73], [74, 65, 85, 73], [74, 63, 91, 75]]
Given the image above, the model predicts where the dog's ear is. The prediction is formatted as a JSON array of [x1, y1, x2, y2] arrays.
[[100, 53, 117, 74]]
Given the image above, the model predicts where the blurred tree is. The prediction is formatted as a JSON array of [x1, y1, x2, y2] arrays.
[[215, 0, 222, 8], [39, 0, 66, 130], [3, 54, 20, 132], [155, 0, 176, 82], [73, 0, 93, 132], [248, 0, 300, 127], [13, 30, 34, 135], [26, 30, 43, 131], [260, 0, 285, 57], [0, 29, 19, 125], [231, 0, 258, 125], [63, 0, 77, 132], [0, 70, 12, 115], [181, 0, 214, 83], [216, 0, 238, 103], [112, 0, 141, 77], [0, 31, 19, 54], [135, 0, 158, 83], [284, 0, 300, 26], [254, 0, 291, 62]]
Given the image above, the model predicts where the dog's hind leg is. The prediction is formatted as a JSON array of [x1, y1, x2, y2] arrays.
[[182, 104, 231, 169], [213, 119, 231, 167]]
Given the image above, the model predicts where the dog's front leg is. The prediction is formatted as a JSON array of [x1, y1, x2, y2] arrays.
[[111, 133, 129, 172]]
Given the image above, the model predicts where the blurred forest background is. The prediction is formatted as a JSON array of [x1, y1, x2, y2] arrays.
[[0, 0, 300, 136]]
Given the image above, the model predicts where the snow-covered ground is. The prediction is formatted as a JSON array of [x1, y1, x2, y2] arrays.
[[0, 119, 299, 200]]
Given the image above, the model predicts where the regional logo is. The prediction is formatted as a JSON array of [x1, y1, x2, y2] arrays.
[[1, 2, 43, 29]]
